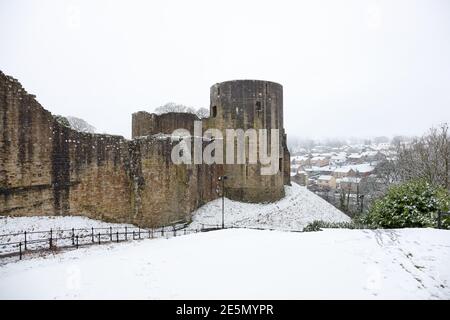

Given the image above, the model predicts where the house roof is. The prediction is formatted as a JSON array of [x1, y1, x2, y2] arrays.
[[333, 164, 375, 174], [291, 155, 309, 162], [340, 177, 362, 183], [334, 167, 354, 173]]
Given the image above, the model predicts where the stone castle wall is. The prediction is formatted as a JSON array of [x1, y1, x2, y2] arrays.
[[132, 111, 199, 138], [132, 80, 291, 203], [0, 71, 221, 226], [1, 72, 290, 225]]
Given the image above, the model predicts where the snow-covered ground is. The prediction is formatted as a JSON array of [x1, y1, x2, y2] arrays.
[[190, 183, 350, 231], [0, 216, 147, 256], [0, 228, 449, 299], [1, 186, 448, 299], [0, 216, 136, 235]]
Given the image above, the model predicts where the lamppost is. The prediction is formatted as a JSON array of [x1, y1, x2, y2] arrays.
[[359, 194, 365, 213], [218, 175, 228, 229]]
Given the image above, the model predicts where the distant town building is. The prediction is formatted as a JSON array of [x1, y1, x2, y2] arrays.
[[317, 175, 337, 190], [338, 177, 362, 193]]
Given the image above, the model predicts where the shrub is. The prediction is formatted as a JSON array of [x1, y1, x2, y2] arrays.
[[362, 180, 450, 229], [303, 221, 323, 232], [303, 220, 368, 232]]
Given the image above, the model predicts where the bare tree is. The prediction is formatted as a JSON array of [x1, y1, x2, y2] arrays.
[[66, 116, 96, 133], [355, 124, 449, 213], [375, 159, 401, 186], [154, 102, 196, 115], [195, 107, 210, 119], [396, 123, 450, 190], [53, 115, 96, 133]]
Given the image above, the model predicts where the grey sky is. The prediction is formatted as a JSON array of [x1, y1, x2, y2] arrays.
[[1, 0, 449, 140]]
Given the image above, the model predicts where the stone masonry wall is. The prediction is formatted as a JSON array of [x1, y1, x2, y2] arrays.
[[132, 111, 199, 138], [132, 136, 222, 226], [0, 71, 220, 227]]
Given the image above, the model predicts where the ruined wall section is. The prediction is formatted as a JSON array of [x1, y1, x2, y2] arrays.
[[0, 71, 133, 221], [65, 132, 132, 222], [131, 136, 222, 226], [1, 73, 55, 215], [132, 111, 199, 138], [1, 71, 219, 226]]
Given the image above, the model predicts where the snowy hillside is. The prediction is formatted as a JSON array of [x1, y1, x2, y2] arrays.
[[190, 183, 350, 230], [0, 228, 449, 299]]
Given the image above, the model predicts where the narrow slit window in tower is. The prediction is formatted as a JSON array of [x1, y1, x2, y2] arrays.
[[255, 101, 262, 113], [212, 106, 217, 117]]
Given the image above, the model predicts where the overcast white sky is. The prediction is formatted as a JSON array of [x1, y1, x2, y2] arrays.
[[1, 0, 449, 140]]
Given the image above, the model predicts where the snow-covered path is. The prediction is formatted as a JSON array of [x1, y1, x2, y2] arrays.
[[0, 228, 449, 299], [190, 183, 350, 230]]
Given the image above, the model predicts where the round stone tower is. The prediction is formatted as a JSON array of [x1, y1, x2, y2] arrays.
[[205, 80, 289, 203]]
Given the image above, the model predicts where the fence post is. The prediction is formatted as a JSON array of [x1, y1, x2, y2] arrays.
[[91, 227, 94, 243], [19, 242, 22, 260], [161, 227, 164, 237], [173, 226, 176, 237], [184, 228, 186, 236], [133, 231, 135, 240], [151, 228, 154, 239], [138, 227, 141, 239], [125, 226, 127, 240], [98, 232, 101, 245], [148, 229, 151, 239], [110, 227, 112, 242], [438, 212, 442, 229], [49, 228, 53, 249], [71, 228, 75, 245], [76, 235, 79, 249], [24, 231, 27, 251], [116, 231, 119, 243]]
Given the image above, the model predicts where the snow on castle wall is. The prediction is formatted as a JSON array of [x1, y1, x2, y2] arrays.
[[0, 71, 221, 227]]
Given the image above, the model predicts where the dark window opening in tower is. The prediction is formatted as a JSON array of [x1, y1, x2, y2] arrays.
[[212, 106, 217, 117], [255, 101, 262, 113], [279, 158, 283, 173], [217, 87, 220, 96]]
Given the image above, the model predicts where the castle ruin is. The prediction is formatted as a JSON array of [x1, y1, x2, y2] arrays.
[[0, 71, 290, 227]]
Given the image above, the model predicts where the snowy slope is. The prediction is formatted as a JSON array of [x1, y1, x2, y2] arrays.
[[0, 228, 449, 299], [190, 183, 350, 230]]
